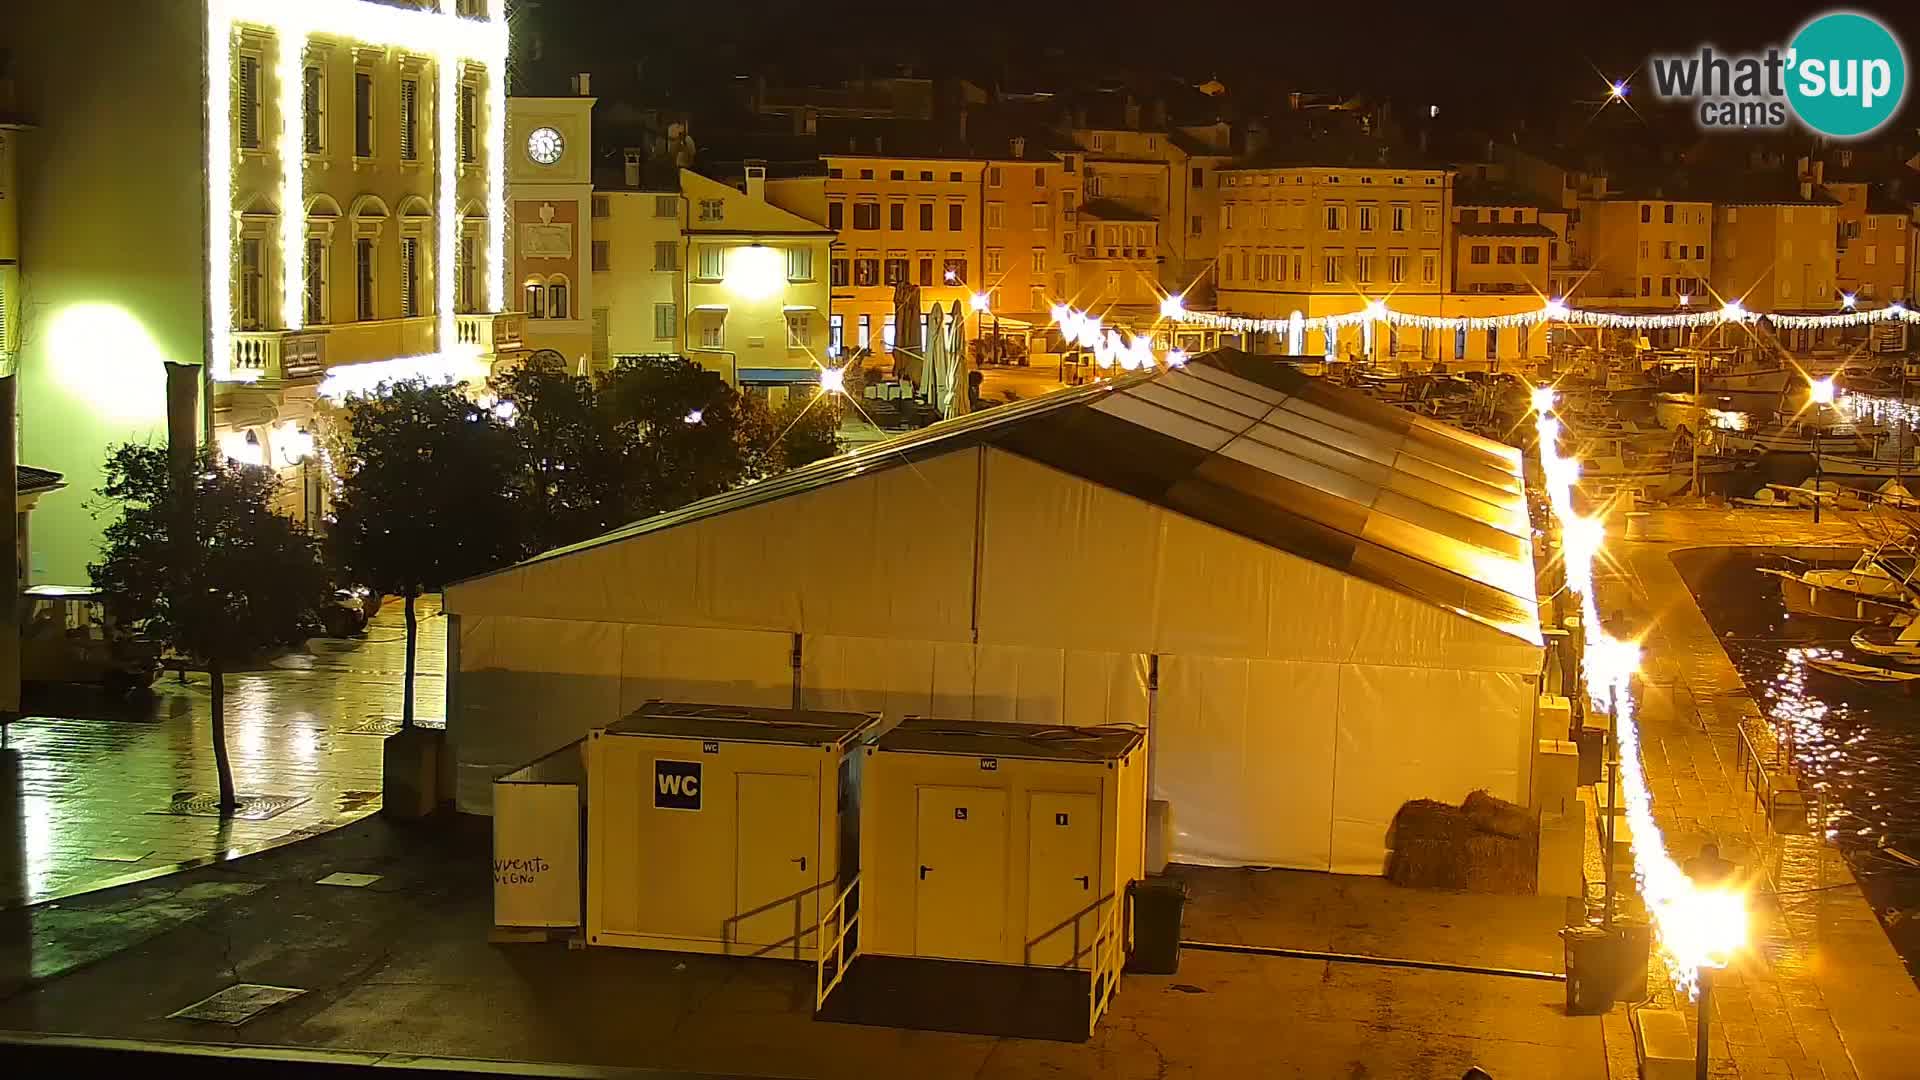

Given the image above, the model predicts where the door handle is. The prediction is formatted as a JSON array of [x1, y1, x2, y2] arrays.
[[919, 864, 932, 880], [792, 856, 807, 872], [1076, 874, 1090, 890]]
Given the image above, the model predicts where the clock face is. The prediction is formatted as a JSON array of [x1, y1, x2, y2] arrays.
[[527, 126, 564, 166]]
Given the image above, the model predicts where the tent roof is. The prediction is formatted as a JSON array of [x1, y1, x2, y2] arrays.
[[478, 350, 1539, 643]]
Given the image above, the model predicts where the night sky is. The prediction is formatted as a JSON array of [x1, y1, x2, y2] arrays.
[[520, 0, 1920, 132]]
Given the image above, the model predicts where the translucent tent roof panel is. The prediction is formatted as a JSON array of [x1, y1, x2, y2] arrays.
[[460, 350, 1539, 644]]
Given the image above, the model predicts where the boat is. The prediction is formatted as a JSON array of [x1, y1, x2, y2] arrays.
[[1804, 655, 1920, 688], [1722, 420, 1877, 454], [1806, 443, 1920, 483], [1757, 542, 1920, 624], [1851, 618, 1920, 664], [1572, 433, 1754, 502]]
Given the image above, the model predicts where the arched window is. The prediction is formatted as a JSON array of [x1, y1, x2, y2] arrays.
[[546, 274, 570, 320], [522, 276, 546, 319]]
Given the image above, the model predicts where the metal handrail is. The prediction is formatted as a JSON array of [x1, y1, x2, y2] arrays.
[[814, 874, 861, 1012], [1087, 896, 1122, 1037]]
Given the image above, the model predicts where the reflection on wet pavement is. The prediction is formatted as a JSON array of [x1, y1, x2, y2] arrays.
[[0, 597, 445, 908]]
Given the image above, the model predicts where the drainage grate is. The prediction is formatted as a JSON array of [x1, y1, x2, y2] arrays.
[[341, 717, 403, 737], [316, 872, 382, 888], [168, 983, 306, 1025], [151, 792, 309, 821]]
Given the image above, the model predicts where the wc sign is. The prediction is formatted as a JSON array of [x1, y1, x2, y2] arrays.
[[654, 759, 702, 810]]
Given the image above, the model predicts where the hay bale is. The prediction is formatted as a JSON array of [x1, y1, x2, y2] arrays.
[[1461, 830, 1539, 894], [1386, 799, 1474, 890], [1463, 789, 1534, 839], [1388, 795, 1541, 894]]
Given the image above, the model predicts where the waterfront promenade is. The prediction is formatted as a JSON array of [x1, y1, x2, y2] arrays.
[[1598, 506, 1920, 1079]]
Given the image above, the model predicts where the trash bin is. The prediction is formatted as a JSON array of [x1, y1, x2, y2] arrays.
[[1127, 876, 1187, 975], [1561, 925, 1615, 1015], [1609, 916, 1651, 1003]]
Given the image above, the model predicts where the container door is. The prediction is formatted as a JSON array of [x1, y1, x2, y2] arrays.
[[1025, 792, 1101, 967], [913, 785, 1007, 962], [734, 772, 819, 956]]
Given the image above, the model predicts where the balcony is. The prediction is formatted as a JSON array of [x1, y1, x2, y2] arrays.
[[456, 311, 525, 354], [230, 330, 327, 381]]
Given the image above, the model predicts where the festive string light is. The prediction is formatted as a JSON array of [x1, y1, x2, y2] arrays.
[[316, 346, 489, 401], [1536, 400, 1750, 997], [210, 0, 509, 382], [1164, 294, 1915, 336]]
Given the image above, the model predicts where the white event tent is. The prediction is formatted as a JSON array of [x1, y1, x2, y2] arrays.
[[443, 350, 1543, 874]]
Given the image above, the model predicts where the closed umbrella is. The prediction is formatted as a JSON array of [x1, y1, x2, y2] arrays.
[[924, 303, 947, 410]]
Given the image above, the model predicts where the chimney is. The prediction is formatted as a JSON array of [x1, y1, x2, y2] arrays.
[[957, 106, 968, 147], [623, 150, 641, 188], [744, 160, 767, 203], [1124, 98, 1141, 130], [1010, 135, 1025, 159], [571, 71, 592, 96]]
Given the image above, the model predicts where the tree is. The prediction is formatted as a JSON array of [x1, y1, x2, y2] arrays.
[[740, 392, 844, 478], [489, 357, 630, 553], [599, 355, 753, 514], [330, 379, 525, 730], [90, 444, 331, 810]]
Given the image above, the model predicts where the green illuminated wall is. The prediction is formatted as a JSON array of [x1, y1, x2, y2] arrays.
[[15, 0, 207, 585]]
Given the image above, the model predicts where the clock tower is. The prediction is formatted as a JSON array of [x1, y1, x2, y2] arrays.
[[508, 85, 597, 367]]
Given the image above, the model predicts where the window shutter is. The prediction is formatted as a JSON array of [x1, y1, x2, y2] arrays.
[[238, 57, 260, 148], [400, 80, 417, 161], [400, 238, 417, 317], [302, 67, 322, 152]]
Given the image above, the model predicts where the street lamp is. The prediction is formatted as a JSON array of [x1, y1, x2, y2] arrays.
[[971, 291, 997, 367], [1809, 377, 1837, 523]]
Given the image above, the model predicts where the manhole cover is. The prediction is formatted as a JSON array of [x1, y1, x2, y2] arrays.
[[169, 983, 306, 1024], [316, 872, 382, 888], [152, 792, 309, 821]]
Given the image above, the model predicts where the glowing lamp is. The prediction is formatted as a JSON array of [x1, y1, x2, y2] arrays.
[[1609, 81, 1628, 99], [1719, 300, 1747, 321], [724, 244, 785, 299], [818, 367, 846, 395], [1808, 376, 1837, 406], [970, 292, 991, 313], [1050, 303, 1070, 325], [1159, 294, 1186, 320], [1166, 348, 1188, 367], [685, 409, 704, 424], [1678, 294, 1691, 307], [270, 423, 315, 465], [1530, 386, 1557, 415], [1841, 293, 1858, 310], [1364, 299, 1388, 321], [219, 429, 265, 468]]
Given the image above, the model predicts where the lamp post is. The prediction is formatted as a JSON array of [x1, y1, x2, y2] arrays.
[[1809, 377, 1836, 524], [971, 291, 994, 367]]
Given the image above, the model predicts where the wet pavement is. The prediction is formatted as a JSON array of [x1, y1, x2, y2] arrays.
[[1597, 505, 1920, 1079], [0, 812, 1601, 1079], [0, 597, 446, 909]]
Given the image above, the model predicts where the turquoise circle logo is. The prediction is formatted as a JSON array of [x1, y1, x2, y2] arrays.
[[1787, 12, 1907, 138]]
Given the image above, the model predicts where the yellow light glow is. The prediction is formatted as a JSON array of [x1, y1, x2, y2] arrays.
[[724, 245, 784, 299], [818, 367, 846, 395], [1809, 376, 1837, 405], [437, 51, 459, 351], [270, 422, 315, 465], [1166, 348, 1188, 367], [1159, 294, 1186, 320], [48, 304, 173, 420], [1530, 386, 1557, 414], [208, 0, 233, 379], [970, 292, 991, 313]]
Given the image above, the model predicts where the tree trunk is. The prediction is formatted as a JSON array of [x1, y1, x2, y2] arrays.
[[402, 590, 417, 731], [210, 661, 238, 811]]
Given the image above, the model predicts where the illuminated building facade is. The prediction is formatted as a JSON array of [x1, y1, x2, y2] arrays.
[[510, 92, 596, 366], [12, 0, 516, 583]]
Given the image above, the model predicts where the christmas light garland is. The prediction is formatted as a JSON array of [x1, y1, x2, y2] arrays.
[[1171, 298, 1914, 337]]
